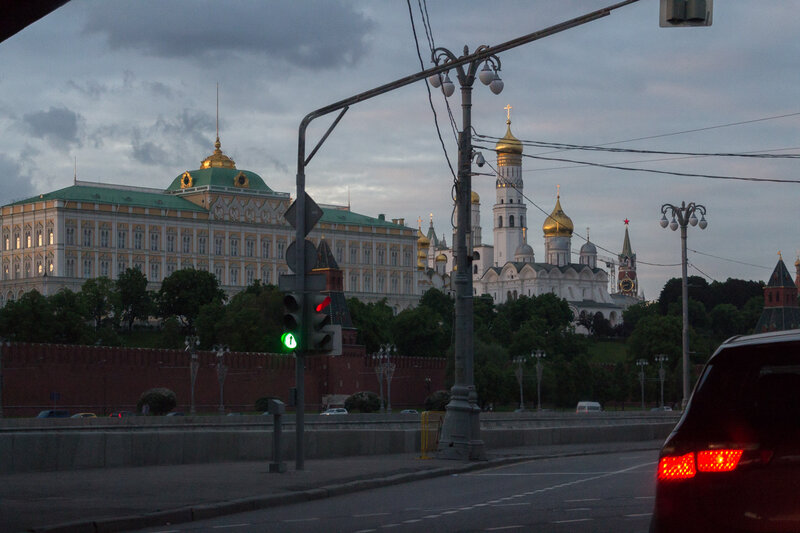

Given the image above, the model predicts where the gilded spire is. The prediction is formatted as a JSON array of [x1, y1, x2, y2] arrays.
[[542, 186, 573, 237], [201, 85, 236, 169]]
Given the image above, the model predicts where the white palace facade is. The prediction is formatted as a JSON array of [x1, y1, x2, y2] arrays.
[[0, 138, 422, 312]]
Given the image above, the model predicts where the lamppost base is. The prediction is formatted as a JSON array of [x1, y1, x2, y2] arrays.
[[436, 396, 486, 461]]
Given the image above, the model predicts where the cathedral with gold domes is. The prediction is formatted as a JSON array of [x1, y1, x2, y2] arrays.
[[420, 114, 641, 329]]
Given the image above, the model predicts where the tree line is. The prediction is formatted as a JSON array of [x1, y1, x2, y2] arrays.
[[0, 268, 769, 409]]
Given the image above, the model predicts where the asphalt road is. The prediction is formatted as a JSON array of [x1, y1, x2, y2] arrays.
[[136, 449, 658, 533]]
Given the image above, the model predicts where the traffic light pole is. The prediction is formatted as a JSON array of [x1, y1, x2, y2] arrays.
[[291, 0, 640, 469]]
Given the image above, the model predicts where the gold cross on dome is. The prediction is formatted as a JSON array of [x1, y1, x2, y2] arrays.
[[778, 250, 782, 260], [504, 104, 512, 120]]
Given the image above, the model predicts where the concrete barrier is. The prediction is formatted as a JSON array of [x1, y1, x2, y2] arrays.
[[0, 422, 675, 474]]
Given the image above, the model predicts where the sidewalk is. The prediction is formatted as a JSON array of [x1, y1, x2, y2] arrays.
[[0, 440, 664, 533]]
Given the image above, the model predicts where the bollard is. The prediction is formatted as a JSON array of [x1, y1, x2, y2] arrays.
[[268, 399, 287, 473]]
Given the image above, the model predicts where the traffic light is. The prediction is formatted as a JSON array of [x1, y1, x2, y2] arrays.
[[307, 292, 333, 353], [659, 0, 712, 27], [281, 291, 303, 351]]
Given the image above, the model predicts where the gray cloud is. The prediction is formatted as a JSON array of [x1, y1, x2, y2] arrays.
[[82, 0, 375, 69], [21, 107, 83, 151], [131, 140, 170, 166], [0, 154, 36, 205]]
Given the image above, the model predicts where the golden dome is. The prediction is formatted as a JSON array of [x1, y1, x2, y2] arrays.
[[542, 194, 574, 237], [201, 137, 236, 169], [417, 229, 430, 249], [435, 253, 447, 262], [471, 191, 480, 204], [496, 119, 522, 167]]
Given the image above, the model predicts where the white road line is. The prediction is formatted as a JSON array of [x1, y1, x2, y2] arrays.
[[380, 524, 401, 528], [565, 507, 592, 512], [283, 518, 319, 523], [486, 526, 525, 531], [564, 498, 601, 502], [354, 513, 391, 518], [626, 513, 653, 518], [403, 519, 422, 523], [552, 518, 593, 524], [491, 502, 531, 507], [212, 525, 250, 529]]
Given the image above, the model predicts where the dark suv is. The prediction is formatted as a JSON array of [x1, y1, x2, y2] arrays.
[[651, 330, 800, 532]]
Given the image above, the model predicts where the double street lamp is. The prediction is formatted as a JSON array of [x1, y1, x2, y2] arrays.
[[372, 343, 397, 413], [184, 335, 200, 414], [655, 354, 668, 409], [534, 349, 547, 411], [213, 344, 230, 414], [428, 45, 503, 461], [660, 202, 707, 409], [637, 358, 649, 409]]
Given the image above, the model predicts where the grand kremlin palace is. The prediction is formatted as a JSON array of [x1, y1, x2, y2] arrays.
[[0, 138, 423, 311]]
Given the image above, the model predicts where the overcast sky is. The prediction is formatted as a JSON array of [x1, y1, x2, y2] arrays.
[[2, 0, 799, 300]]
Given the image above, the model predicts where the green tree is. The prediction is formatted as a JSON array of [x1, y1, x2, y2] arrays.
[[392, 305, 449, 358], [709, 303, 745, 340], [0, 290, 54, 342], [80, 277, 118, 330], [212, 281, 284, 352], [474, 339, 512, 409], [117, 268, 153, 331], [348, 297, 393, 353], [49, 288, 93, 344], [158, 268, 225, 332], [627, 314, 682, 363]]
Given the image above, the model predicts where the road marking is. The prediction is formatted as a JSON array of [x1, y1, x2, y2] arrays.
[[491, 502, 531, 507], [626, 513, 653, 518], [380, 524, 401, 528], [486, 526, 525, 531], [212, 525, 250, 529], [552, 518, 593, 524], [354, 513, 391, 518], [403, 519, 422, 523], [564, 498, 601, 502], [283, 518, 319, 523], [565, 507, 592, 511]]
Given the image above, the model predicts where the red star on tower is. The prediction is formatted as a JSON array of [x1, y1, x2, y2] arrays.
[[624, 218, 629, 225]]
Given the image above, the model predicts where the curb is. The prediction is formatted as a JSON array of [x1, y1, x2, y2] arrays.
[[29, 443, 661, 533]]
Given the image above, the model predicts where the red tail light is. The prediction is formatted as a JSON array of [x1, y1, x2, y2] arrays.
[[658, 449, 745, 481], [697, 449, 743, 472], [658, 452, 696, 481]]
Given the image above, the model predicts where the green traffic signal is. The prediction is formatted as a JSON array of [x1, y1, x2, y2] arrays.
[[281, 332, 298, 350]]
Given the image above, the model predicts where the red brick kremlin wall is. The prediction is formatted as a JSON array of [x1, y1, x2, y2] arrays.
[[1, 343, 447, 417]]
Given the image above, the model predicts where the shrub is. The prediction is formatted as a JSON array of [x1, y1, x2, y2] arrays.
[[424, 390, 451, 411], [344, 391, 380, 413], [137, 387, 177, 415]]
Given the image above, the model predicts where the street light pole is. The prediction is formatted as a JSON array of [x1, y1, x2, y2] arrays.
[[0, 338, 5, 419], [660, 202, 707, 409], [655, 354, 668, 408], [513, 355, 526, 411], [214, 344, 230, 414], [431, 45, 503, 461], [185, 335, 200, 414], [637, 359, 649, 410], [534, 349, 546, 411]]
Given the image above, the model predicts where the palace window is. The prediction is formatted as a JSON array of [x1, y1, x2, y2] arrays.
[[214, 237, 224, 256], [65, 228, 75, 246], [182, 235, 192, 254], [230, 268, 239, 285], [390, 250, 398, 266], [118, 230, 127, 249], [166, 233, 175, 253], [214, 266, 224, 283], [100, 260, 110, 277], [364, 275, 372, 292], [509, 215, 515, 228], [245, 266, 254, 285], [134, 230, 143, 250], [350, 274, 358, 291], [82, 228, 93, 247], [150, 263, 159, 280], [277, 241, 285, 259], [350, 247, 357, 264], [261, 240, 270, 258], [150, 233, 159, 251], [245, 238, 254, 258], [48, 229, 54, 245], [377, 248, 385, 265], [100, 229, 110, 248], [364, 248, 371, 264], [82, 258, 92, 278], [230, 237, 239, 257], [65, 258, 75, 277], [36, 229, 43, 247], [118, 260, 127, 274], [198, 236, 207, 254]]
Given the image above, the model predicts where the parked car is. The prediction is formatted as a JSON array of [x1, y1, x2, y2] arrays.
[[650, 406, 672, 412], [108, 411, 135, 418], [400, 409, 419, 414], [36, 409, 70, 418], [320, 407, 348, 415], [651, 329, 800, 532], [70, 412, 97, 418], [575, 401, 602, 413], [165, 411, 184, 417]]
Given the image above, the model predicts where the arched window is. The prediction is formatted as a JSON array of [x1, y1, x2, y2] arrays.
[[509, 215, 515, 227], [498, 216, 503, 228]]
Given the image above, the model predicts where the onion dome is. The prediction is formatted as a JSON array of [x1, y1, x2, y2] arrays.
[[542, 193, 574, 237], [495, 119, 522, 167], [417, 228, 430, 248], [435, 253, 447, 262], [201, 137, 236, 169], [471, 191, 480, 204], [514, 243, 534, 262], [580, 241, 597, 254], [417, 228, 430, 270]]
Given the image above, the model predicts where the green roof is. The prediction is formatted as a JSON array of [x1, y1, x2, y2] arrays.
[[320, 208, 408, 229], [11, 184, 207, 212], [166, 167, 273, 193]]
